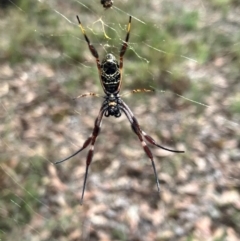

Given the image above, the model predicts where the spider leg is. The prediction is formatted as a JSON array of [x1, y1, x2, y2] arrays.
[[120, 104, 160, 192], [118, 16, 132, 92], [141, 130, 184, 153], [120, 16, 132, 58], [55, 137, 92, 165], [79, 105, 106, 205], [73, 92, 99, 99], [55, 104, 106, 204], [131, 88, 154, 94], [122, 101, 184, 153], [121, 100, 184, 191], [76, 16, 103, 81], [76, 16, 100, 61]]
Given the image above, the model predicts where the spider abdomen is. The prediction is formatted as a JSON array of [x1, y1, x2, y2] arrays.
[[101, 72, 120, 93], [101, 53, 121, 94]]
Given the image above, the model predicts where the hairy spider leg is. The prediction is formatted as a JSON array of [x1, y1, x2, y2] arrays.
[[120, 101, 184, 191], [76, 16, 104, 91], [73, 92, 99, 99], [131, 88, 154, 94], [120, 88, 155, 98], [122, 101, 184, 153], [120, 104, 160, 191], [55, 104, 107, 204], [118, 16, 132, 92]]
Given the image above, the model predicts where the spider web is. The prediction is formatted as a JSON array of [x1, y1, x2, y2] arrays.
[[1, 0, 240, 240]]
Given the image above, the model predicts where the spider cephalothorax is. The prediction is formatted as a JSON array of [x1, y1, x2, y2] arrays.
[[55, 16, 184, 205]]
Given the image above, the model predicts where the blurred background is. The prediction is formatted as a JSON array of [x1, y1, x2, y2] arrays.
[[0, 0, 240, 240]]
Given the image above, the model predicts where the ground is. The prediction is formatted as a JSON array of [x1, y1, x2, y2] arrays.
[[0, 0, 240, 240]]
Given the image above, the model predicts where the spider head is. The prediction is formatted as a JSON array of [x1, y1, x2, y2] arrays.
[[101, 53, 119, 75], [104, 94, 121, 118]]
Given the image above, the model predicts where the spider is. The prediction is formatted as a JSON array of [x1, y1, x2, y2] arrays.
[[100, 0, 113, 9], [55, 15, 184, 205]]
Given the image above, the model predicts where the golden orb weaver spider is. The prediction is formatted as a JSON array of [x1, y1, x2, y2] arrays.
[[100, 0, 113, 9], [55, 15, 184, 205]]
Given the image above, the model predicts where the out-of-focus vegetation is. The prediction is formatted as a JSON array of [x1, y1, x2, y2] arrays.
[[0, 0, 240, 240]]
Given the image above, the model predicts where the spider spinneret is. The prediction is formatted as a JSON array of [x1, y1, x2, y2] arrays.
[[55, 15, 184, 205]]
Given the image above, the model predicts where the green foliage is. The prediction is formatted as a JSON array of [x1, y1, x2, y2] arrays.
[[211, 0, 232, 12], [230, 95, 240, 114], [167, 10, 199, 33], [112, 228, 127, 241]]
